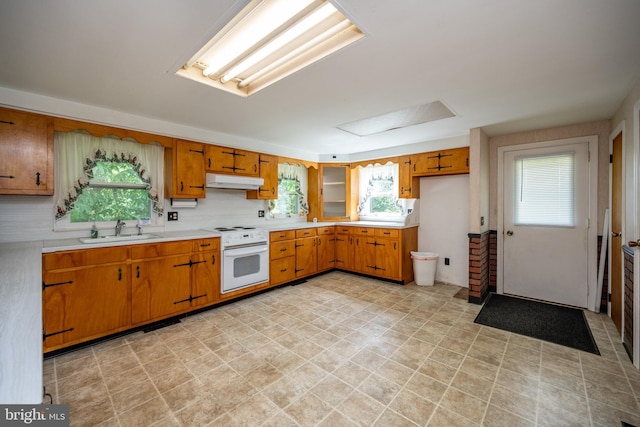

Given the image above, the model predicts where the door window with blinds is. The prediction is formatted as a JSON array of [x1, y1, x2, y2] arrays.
[[513, 152, 575, 227]]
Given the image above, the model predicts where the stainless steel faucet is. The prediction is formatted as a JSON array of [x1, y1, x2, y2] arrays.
[[115, 219, 126, 236]]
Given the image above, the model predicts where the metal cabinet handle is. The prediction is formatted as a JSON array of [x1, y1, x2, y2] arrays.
[[611, 232, 621, 238]]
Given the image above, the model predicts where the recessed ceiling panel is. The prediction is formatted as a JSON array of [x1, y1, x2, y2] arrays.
[[337, 101, 456, 136]]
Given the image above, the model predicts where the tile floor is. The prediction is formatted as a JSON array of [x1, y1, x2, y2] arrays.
[[44, 271, 640, 426]]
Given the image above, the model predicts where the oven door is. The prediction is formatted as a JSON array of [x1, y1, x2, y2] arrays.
[[222, 243, 269, 294]]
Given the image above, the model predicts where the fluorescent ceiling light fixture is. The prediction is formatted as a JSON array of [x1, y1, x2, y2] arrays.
[[337, 101, 457, 136], [177, 0, 365, 97]]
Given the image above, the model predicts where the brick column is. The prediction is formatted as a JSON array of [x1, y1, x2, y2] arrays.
[[468, 231, 491, 304]]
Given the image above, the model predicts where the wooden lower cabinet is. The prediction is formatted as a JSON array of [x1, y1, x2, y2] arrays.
[[268, 225, 416, 286], [334, 226, 416, 283], [43, 237, 221, 353], [132, 240, 220, 324], [131, 253, 192, 324], [43, 247, 131, 353]]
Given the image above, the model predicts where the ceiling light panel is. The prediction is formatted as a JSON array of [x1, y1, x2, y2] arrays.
[[337, 101, 456, 136], [178, 0, 365, 97]]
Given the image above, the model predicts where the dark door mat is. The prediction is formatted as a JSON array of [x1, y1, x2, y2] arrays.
[[474, 293, 600, 355]]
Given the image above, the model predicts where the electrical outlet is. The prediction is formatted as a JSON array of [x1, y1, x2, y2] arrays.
[[444, 257, 450, 266], [168, 211, 178, 221], [258, 210, 265, 218]]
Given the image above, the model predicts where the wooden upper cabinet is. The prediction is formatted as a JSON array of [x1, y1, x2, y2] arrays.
[[398, 155, 420, 199], [411, 147, 469, 176], [205, 145, 259, 177], [0, 107, 53, 195], [311, 164, 351, 221], [166, 139, 206, 198], [247, 153, 278, 200]]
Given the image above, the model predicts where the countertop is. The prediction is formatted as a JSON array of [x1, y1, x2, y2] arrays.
[[0, 241, 43, 404], [41, 221, 419, 253]]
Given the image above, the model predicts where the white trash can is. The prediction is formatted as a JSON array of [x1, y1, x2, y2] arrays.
[[411, 252, 439, 286]]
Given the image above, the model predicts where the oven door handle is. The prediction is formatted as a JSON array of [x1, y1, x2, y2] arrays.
[[224, 245, 269, 257]]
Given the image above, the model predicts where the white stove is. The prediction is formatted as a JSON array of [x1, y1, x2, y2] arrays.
[[204, 226, 269, 249], [202, 226, 269, 294]]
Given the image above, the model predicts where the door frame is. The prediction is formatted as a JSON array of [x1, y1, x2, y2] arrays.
[[633, 98, 640, 368], [497, 136, 598, 311], [609, 122, 625, 330]]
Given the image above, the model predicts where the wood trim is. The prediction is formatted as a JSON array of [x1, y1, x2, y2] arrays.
[[53, 117, 174, 148], [350, 156, 400, 169], [278, 156, 318, 169]]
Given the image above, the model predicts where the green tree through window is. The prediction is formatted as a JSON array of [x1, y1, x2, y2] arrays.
[[70, 162, 151, 222]]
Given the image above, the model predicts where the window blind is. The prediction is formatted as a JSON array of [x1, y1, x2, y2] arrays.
[[514, 152, 575, 227]]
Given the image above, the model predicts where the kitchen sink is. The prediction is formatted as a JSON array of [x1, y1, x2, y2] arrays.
[[78, 233, 158, 244]]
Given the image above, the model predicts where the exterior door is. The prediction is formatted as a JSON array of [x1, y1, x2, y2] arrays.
[[611, 132, 623, 330], [503, 142, 591, 307]]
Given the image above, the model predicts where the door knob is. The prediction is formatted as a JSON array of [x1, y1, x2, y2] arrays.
[[506, 230, 514, 236], [612, 232, 622, 238], [629, 240, 639, 247]]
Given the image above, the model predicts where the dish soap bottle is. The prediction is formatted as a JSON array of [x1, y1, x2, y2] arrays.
[[91, 222, 99, 239]]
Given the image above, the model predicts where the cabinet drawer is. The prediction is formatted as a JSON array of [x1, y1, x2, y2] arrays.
[[270, 241, 295, 260], [130, 240, 192, 259], [270, 230, 295, 242], [375, 228, 400, 238], [295, 228, 317, 238], [44, 246, 129, 270], [336, 226, 352, 235], [192, 238, 220, 252], [352, 227, 373, 236], [270, 257, 295, 285], [317, 226, 335, 235]]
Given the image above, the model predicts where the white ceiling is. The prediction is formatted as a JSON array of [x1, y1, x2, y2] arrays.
[[1, 0, 639, 159]]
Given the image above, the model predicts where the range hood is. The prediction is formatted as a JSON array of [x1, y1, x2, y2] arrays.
[[206, 173, 264, 190]]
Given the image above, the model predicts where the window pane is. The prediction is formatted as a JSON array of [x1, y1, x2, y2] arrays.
[[92, 161, 145, 184], [70, 162, 150, 223], [70, 187, 150, 222], [514, 153, 575, 227]]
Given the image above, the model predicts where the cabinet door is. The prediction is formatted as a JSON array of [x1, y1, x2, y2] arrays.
[[0, 108, 52, 195], [376, 238, 401, 280], [353, 237, 375, 273], [295, 236, 317, 278], [411, 152, 440, 175], [319, 164, 351, 221], [174, 140, 205, 197], [398, 155, 419, 198], [191, 251, 220, 308], [441, 147, 470, 175], [205, 145, 234, 173], [247, 153, 278, 199], [233, 149, 260, 177], [270, 256, 295, 285], [43, 264, 131, 350], [412, 147, 469, 176], [334, 234, 353, 270], [317, 234, 335, 272], [132, 254, 192, 323]]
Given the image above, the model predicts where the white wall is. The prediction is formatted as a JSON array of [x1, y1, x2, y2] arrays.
[[418, 174, 469, 287], [0, 189, 307, 243]]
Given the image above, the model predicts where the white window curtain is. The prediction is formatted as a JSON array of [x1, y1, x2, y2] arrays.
[[268, 163, 309, 216], [358, 163, 399, 213], [54, 131, 165, 222]]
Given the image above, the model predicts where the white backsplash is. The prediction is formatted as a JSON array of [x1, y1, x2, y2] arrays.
[[0, 189, 308, 243]]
